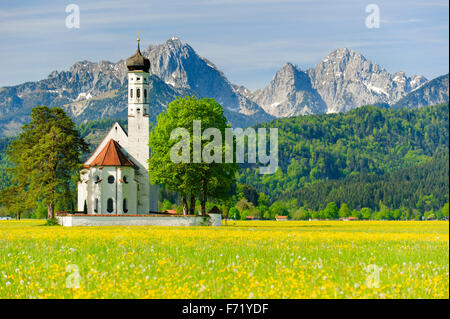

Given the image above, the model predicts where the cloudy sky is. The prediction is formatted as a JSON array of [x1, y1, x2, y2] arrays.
[[0, 0, 448, 90]]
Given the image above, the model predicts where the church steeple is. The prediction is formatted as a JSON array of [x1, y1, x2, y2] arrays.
[[126, 36, 150, 72], [126, 35, 158, 213]]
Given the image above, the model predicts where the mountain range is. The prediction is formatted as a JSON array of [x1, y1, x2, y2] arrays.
[[0, 37, 448, 137]]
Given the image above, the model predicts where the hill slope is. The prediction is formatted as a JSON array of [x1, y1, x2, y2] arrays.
[[279, 150, 448, 211], [237, 103, 449, 201]]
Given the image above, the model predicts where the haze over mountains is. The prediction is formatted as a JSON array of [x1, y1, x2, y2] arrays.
[[0, 37, 448, 137]]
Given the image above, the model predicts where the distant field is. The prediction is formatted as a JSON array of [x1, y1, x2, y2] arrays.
[[0, 220, 448, 299]]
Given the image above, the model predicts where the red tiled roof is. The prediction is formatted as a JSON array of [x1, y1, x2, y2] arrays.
[[89, 139, 135, 168], [164, 210, 178, 215]]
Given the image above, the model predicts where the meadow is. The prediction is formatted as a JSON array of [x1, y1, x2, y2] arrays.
[[0, 220, 448, 299]]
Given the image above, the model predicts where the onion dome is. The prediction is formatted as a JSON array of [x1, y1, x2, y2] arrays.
[[126, 38, 150, 72]]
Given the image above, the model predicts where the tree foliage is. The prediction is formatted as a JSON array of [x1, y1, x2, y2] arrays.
[[0, 106, 88, 219], [148, 96, 239, 215]]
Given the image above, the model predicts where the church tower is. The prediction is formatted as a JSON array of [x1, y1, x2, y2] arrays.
[[126, 37, 158, 213]]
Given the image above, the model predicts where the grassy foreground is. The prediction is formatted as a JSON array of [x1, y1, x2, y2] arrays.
[[0, 220, 448, 299]]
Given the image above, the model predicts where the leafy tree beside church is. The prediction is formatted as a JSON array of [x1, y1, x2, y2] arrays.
[[149, 96, 238, 215], [0, 106, 88, 219]]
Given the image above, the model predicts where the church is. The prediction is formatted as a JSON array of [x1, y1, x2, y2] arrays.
[[77, 38, 159, 214]]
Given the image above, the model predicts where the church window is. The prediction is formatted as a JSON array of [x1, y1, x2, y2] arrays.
[[107, 198, 114, 213], [137, 88, 140, 98], [108, 175, 115, 184], [136, 77, 140, 81], [123, 176, 128, 184], [123, 198, 128, 213], [130, 89, 133, 98], [94, 175, 100, 183], [144, 89, 147, 99], [94, 198, 98, 212]]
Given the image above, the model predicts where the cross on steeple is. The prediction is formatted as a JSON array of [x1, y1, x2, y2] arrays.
[[137, 30, 140, 50]]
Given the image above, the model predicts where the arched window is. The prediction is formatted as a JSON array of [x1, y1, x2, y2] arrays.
[[123, 176, 128, 184], [108, 175, 115, 184], [123, 198, 128, 213], [107, 198, 114, 213], [130, 89, 133, 98], [137, 88, 140, 98], [94, 198, 98, 213], [144, 89, 147, 99], [94, 175, 100, 183]]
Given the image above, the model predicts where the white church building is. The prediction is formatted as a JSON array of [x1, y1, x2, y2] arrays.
[[77, 39, 159, 215]]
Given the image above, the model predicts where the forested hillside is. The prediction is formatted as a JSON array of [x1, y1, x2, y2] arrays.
[[237, 103, 449, 202], [279, 150, 448, 211]]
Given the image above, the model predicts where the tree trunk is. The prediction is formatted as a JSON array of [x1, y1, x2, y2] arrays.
[[47, 203, 55, 219], [182, 196, 188, 215], [190, 194, 195, 215], [201, 177, 207, 216]]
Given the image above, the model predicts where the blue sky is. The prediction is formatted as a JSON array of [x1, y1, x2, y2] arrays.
[[0, 0, 448, 90]]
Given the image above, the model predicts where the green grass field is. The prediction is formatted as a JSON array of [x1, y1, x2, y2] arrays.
[[0, 220, 448, 299]]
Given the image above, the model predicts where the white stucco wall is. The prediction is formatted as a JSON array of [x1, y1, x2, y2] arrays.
[[77, 166, 138, 214], [209, 213, 222, 226], [57, 215, 217, 227]]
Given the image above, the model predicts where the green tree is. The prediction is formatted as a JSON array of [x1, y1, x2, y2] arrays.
[[258, 192, 269, 207], [240, 209, 249, 220], [360, 207, 372, 220], [162, 199, 173, 211], [235, 198, 253, 213], [351, 209, 361, 220], [228, 207, 240, 220], [149, 96, 238, 215], [291, 207, 309, 220], [324, 202, 339, 219], [0, 106, 88, 219], [269, 201, 289, 217], [440, 203, 449, 219], [256, 204, 268, 219], [338, 203, 351, 218]]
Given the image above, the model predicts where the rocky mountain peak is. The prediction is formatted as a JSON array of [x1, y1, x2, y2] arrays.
[[307, 48, 429, 112], [253, 61, 327, 117]]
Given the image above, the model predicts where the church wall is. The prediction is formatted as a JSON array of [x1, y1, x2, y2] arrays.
[[117, 167, 136, 214], [77, 181, 88, 212], [99, 166, 119, 214]]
